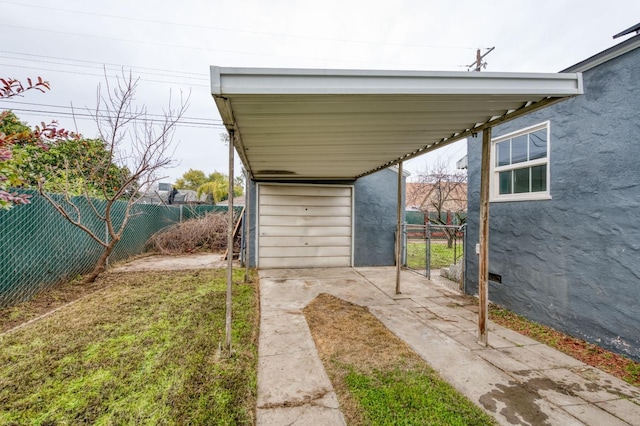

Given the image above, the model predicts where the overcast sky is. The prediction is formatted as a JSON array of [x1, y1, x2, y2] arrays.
[[2, 0, 639, 183]]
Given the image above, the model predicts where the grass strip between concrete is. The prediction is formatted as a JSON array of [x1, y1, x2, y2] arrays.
[[304, 293, 497, 425]]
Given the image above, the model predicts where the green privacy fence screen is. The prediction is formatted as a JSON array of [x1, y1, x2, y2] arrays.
[[405, 210, 425, 225], [0, 190, 238, 308], [405, 210, 467, 226]]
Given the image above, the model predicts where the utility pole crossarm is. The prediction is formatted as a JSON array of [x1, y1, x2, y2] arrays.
[[468, 47, 495, 72]]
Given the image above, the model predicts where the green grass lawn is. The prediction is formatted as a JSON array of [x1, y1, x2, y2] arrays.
[[343, 366, 496, 425], [406, 241, 464, 270], [0, 269, 258, 425]]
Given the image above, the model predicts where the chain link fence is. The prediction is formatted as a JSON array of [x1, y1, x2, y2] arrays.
[[0, 190, 236, 308], [404, 222, 466, 290]]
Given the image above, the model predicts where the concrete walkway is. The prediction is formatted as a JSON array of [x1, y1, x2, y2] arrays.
[[256, 267, 640, 426]]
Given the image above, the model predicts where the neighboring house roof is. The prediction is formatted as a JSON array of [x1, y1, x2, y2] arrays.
[[137, 188, 211, 205], [211, 67, 582, 182], [171, 189, 210, 204], [216, 195, 246, 206], [405, 182, 467, 212], [456, 155, 468, 170], [563, 29, 640, 72], [613, 22, 640, 39]]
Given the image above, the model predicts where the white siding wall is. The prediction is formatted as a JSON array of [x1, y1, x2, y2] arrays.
[[258, 184, 353, 268]]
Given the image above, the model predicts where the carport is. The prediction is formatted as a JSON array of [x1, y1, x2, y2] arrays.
[[210, 66, 583, 346]]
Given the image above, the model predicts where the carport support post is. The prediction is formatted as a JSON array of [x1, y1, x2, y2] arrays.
[[478, 127, 491, 345], [225, 129, 235, 354], [244, 169, 251, 283], [395, 161, 403, 294]]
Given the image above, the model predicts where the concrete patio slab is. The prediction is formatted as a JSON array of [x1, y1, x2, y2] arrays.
[[562, 403, 630, 426], [490, 326, 541, 347], [259, 310, 317, 357], [595, 399, 640, 425], [496, 345, 585, 370], [475, 348, 532, 372], [256, 267, 640, 425], [257, 347, 332, 408]]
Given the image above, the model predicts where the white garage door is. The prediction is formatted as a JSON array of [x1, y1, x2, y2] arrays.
[[258, 184, 353, 268]]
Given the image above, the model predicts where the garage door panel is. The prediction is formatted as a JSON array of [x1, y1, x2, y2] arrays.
[[260, 215, 351, 227], [259, 226, 351, 237], [258, 184, 352, 268], [260, 246, 351, 258], [260, 236, 351, 247], [260, 185, 352, 197], [260, 194, 351, 207], [260, 205, 351, 217], [259, 256, 350, 269]]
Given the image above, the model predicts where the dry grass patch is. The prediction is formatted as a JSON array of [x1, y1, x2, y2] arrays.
[[0, 277, 114, 334], [304, 293, 496, 425]]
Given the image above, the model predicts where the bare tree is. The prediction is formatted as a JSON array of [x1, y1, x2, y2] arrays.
[[412, 157, 467, 247], [39, 70, 189, 283]]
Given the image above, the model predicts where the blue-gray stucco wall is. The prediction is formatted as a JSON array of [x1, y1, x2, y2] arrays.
[[465, 48, 640, 360], [354, 168, 406, 266], [243, 168, 405, 268]]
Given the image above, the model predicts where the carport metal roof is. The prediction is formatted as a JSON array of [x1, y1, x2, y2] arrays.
[[212, 66, 584, 348], [210, 66, 583, 181]]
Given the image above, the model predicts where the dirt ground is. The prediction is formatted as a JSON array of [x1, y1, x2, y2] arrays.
[[111, 253, 229, 272]]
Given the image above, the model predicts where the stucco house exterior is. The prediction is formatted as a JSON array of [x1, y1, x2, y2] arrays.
[[465, 26, 640, 360]]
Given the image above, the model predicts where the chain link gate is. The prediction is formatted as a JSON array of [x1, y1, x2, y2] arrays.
[[403, 222, 466, 289]]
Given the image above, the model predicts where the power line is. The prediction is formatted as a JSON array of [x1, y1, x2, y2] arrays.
[[0, 55, 207, 82], [2, 0, 477, 51], [0, 51, 207, 77], [10, 110, 226, 130], [3, 23, 466, 69], [0, 63, 209, 88], [3, 23, 281, 57], [5, 107, 223, 127], [0, 100, 223, 124]]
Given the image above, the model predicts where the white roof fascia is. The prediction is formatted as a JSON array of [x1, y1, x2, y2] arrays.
[[211, 66, 583, 96]]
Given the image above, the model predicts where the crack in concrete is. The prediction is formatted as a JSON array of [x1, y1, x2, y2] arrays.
[[258, 388, 332, 410], [259, 348, 311, 358]]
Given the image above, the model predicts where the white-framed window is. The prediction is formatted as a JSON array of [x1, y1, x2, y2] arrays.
[[491, 121, 551, 202]]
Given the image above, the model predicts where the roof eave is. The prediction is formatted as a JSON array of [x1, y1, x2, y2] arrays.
[[562, 33, 640, 73], [210, 66, 583, 181]]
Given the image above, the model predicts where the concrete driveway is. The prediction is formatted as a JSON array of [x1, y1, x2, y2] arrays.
[[256, 267, 640, 426]]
